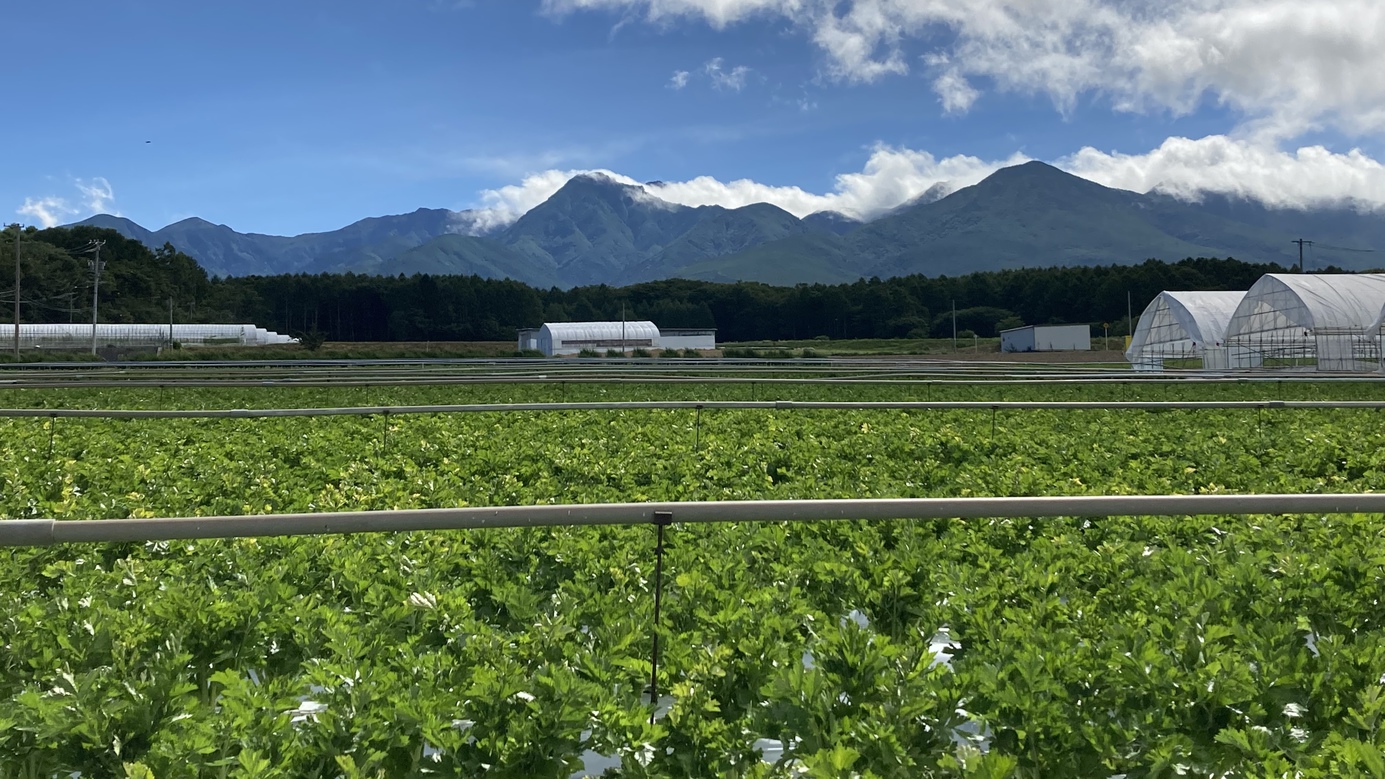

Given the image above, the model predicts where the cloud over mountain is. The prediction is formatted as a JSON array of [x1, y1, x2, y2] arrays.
[[456, 135, 1385, 234]]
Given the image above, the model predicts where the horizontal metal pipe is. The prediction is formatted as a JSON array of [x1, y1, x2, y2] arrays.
[[4, 493, 1385, 546], [0, 399, 1381, 420]]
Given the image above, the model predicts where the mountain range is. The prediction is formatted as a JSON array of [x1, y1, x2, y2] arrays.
[[73, 162, 1385, 286]]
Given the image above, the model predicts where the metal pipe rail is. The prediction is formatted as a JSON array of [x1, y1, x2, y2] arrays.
[[3, 399, 1385, 420], [4, 493, 1384, 546], [3, 375, 1385, 390]]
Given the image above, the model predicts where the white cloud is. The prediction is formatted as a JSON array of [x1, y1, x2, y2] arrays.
[[1061, 136, 1385, 211], [542, 0, 1385, 137], [668, 69, 690, 89], [15, 177, 118, 228], [457, 134, 1385, 232], [75, 177, 116, 214], [704, 57, 751, 91], [932, 69, 979, 115], [17, 197, 76, 229]]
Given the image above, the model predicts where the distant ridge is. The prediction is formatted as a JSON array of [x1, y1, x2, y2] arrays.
[[71, 161, 1385, 286]]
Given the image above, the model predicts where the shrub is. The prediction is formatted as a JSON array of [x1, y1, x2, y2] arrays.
[[298, 329, 327, 351], [682, 348, 701, 358], [631, 348, 652, 358], [514, 349, 545, 358], [578, 348, 601, 358], [722, 347, 758, 358], [801, 347, 819, 358], [812, 334, 830, 341], [605, 349, 623, 358], [660, 349, 682, 358]]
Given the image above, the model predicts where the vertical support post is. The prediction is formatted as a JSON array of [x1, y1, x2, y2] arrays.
[[13, 223, 20, 361], [168, 296, 174, 345], [990, 406, 997, 449], [1257, 405, 1264, 454], [649, 510, 673, 723], [47, 414, 56, 460], [694, 405, 702, 452]]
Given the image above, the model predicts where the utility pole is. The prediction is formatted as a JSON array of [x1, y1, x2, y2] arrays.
[[12, 224, 20, 361], [86, 240, 106, 356], [621, 301, 626, 356], [1292, 239, 1313, 273], [168, 296, 174, 345], [1127, 291, 1133, 344]]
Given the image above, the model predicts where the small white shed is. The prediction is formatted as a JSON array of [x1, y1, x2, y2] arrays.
[[1000, 324, 1091, 352], [659, 328, 716, 352]]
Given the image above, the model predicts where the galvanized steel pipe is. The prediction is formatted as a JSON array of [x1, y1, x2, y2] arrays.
[[3, 493, 1384, 546]]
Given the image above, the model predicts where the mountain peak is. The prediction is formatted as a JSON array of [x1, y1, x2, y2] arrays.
[[166, 216, 218, 229], [983, 160, 1078, 182], [565, 172, 634, 190]]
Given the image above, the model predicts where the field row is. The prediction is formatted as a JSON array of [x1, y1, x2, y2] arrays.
[[0, 384, 1383, 777], [3, 378, 1385, 411]]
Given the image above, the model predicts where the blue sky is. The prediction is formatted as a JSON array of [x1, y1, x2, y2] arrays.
[[7, 0, 1385, 235]]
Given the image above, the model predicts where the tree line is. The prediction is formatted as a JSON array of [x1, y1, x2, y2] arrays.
[[4, 224, 1294, 342]]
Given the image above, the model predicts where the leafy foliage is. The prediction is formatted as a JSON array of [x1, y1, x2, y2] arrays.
[[1, 380, 1384, 776]]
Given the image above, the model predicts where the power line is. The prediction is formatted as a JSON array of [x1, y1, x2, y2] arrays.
[[1314, 243, 1378, 253]]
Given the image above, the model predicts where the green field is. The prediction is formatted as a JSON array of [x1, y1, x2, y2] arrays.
[[2, 381, 1385, 777]]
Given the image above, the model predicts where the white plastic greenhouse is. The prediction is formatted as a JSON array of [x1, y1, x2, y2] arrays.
[[1224, 273, 1385, 372], [538, 321, 660, 356], [0, 324, 296, 351], [1125, 291, 1246, 370]]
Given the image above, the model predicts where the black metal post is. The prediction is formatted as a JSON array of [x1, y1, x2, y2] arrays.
[[47, 414, 55, 460], [649, 510, 673, 723]]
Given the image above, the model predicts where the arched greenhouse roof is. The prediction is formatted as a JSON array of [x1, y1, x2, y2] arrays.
[[1225, 273, 1385, 339], [1125, 290, 1245, 362], [539, 321, 660, 343]]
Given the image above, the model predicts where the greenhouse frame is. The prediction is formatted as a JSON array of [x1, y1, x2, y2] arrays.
[[0, 324, 296, 351], [1125, 291, 1246, 370], [1223, 273, 1385, 372], [537, 321, 661, 356]]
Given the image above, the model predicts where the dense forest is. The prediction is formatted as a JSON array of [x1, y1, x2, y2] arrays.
[[2, 224, 1294, 342]]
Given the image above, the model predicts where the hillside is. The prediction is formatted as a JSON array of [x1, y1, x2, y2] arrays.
[[72, 161, 1385, 285]]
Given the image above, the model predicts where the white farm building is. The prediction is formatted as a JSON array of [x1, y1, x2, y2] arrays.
[[1224, 273, 1385, 372], [0, 323, 295, 351], [524, 321, 717, 356], [538, 321, 659, 356], [1125, 291, 1246, 370], [1000, 324, 1091, 352], [1126, 273, 1385, 372]]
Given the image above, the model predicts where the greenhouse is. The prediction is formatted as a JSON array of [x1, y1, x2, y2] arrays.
[[1125, 291, 1246, 370], [0, 323, 296, 351], [538, 321, 660, 356], [1224, 273, 1385, 371]]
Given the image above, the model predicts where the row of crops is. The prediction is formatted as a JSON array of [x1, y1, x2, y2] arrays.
[[2, 380, 1385, 777]]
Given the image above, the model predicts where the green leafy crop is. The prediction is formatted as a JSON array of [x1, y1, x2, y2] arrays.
[[1, 380, 1384, 777]]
